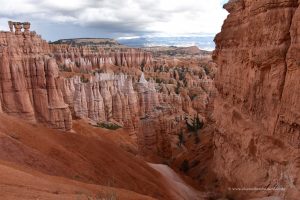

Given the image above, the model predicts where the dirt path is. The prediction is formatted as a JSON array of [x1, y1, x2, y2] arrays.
[[148, 163, 206, 200]]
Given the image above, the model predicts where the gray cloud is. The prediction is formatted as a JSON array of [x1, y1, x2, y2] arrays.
[[0, 0, 228, 40]]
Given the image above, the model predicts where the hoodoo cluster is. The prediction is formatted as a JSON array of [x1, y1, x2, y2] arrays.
[[0, 20, 215, 160], [8, 21, 31, 35]]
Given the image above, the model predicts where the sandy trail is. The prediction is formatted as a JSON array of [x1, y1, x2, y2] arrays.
[[148, 163, 206, 200]]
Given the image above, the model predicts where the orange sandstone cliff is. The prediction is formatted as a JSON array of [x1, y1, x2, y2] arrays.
[[213, 0, 300, 199], [0, 22, 72, 130]]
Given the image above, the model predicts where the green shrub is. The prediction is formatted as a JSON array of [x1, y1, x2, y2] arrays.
[[80, 75, 89, 83], [186, 115, 203, 133], [95, 122, 121, 130], [60, 65, 72, 72]]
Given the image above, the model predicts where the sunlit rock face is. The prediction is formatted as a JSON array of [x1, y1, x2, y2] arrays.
[[213, 0, 300, 199], [0, 22, 72, 130]]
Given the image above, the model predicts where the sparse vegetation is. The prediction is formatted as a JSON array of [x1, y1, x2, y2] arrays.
[[186, 115, 203, 133], [95, 122, 121, 130], [60, 65, 72, 72], [186, 115, 204, 143], [80, 75, 89, 83]]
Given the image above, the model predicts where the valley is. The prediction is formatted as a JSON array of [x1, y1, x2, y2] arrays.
[[0, 1, 299, 199]]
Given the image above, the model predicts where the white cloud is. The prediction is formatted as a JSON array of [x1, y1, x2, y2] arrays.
[[0, 0, 228, 39]]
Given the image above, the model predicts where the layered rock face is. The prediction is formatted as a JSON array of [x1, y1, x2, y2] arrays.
[[62, 73, 140, 133], [213, 0, 300, 199], [0, 22, 72, 130], [61, 71, 192, 159], [51, 45, 153, 72]]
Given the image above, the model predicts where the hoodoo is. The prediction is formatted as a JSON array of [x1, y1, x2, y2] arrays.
[[0, 21, 72, 130]]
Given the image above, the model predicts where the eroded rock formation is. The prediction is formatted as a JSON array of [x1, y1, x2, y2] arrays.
[[51, 45, 153, 72], [60, 71, 193, 159], [213, 0, 300, 199], [50, 39, 216, 159], [0, 21, 216, 162], [0, 22, 72, 130], [62, 73, 140, 132]]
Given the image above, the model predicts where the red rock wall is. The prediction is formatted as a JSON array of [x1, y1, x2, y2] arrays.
[[213, 0, 300, 199], [0, 31, 72, 130]]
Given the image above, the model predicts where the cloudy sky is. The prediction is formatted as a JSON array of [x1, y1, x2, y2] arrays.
[[0, 0, 229, 41]]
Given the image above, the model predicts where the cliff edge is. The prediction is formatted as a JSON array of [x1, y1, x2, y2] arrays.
[[213, 0, 300, 199]]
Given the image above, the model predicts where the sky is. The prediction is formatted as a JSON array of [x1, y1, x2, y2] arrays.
[[0, 0, 229, 41]]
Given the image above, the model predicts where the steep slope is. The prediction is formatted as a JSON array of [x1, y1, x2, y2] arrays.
[[0, 161, 155, 200], [213, 0, 300, 199], [0, 114, 175, 199]]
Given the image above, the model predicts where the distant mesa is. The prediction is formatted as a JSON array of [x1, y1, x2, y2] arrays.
[[51, 38, 126, 48]]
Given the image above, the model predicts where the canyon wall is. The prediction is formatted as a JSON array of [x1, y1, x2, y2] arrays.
[[213, 0, 300, 199], [0, 23, 72, 130]]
